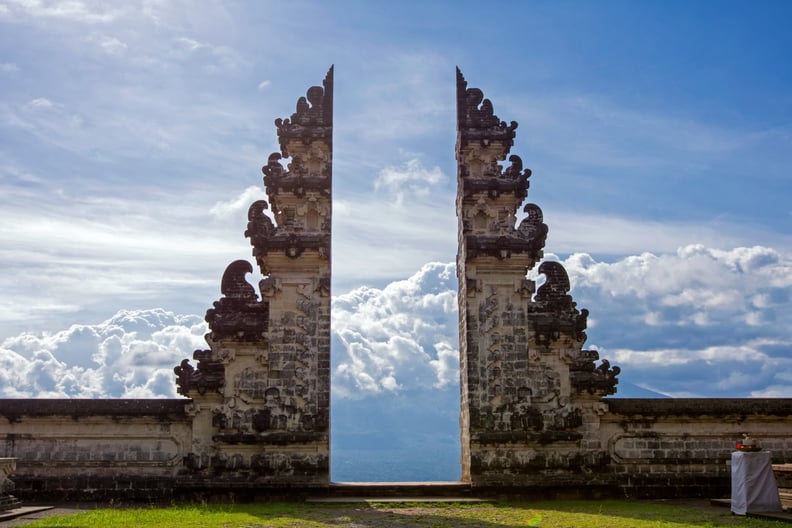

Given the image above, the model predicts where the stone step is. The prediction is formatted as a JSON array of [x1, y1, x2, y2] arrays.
[[317, 482, 474, 499], [306, 496, 488, 504], [779, 488, 792, 510]]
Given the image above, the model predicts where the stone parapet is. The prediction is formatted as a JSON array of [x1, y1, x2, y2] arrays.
[[0, 399, 191, 499]]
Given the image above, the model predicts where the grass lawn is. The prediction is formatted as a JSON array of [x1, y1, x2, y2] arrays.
[[20, 500, 789, 527]]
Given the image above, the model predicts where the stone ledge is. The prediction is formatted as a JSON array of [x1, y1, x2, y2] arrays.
[[604, 398, 792, 417], [0, 399, 190, 420]]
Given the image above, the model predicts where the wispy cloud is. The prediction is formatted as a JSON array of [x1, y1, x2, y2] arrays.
[[0, 0, 122, 24]]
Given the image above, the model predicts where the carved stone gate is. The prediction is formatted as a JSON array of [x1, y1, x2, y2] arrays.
[[172, 66, 620, 488], [174, 68, 333, 486], [2, 68, 791, 499], [455, 69, 620, 488]]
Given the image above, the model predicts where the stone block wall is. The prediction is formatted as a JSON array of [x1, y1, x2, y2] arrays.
[[0, 399, 191, 499], [602, 398, 792, 498]]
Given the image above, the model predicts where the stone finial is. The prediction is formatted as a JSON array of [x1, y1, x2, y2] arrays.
[[456, 67, 518, 148], [570, 349, 621, 396], [275, 65, 334, 156], [204, 260, 269, 342], [174, 349, 225, 397], [517, 203, 548, 254], [534, 261, 573, 310]]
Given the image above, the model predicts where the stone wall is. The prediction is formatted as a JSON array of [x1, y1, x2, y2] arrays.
[[0, 399, 190, 499], [603, 398, 792, 498]]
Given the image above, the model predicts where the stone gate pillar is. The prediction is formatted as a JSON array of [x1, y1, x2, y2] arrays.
[[174, 67, 333, 489], [456, 69, 620, 490]]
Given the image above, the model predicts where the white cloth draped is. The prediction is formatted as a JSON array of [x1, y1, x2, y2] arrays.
[[731, 451, 782, 515]]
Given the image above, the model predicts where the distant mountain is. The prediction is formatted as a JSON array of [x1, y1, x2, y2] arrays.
[[607, 382, 671, 398]]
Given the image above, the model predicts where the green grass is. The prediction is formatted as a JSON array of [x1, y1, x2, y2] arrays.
[[22, 500, 789, 527]]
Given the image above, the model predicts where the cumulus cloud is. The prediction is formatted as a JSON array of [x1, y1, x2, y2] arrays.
[[2, 245, 789, 401], [332, 244, 792, 399], [0, 309, 206, 398], [564, 244, 791, 334], [332, 262, 458, 398], [561, 245, 792, 397]]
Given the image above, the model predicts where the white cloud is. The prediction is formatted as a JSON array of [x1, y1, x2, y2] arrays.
[[0, 308, 206, 398], [332, 262, 458, 398], [171, 35, 245, 72], [0, 186, 247, 337], [564, 245, 792, 332], [91, 34, 127, 55], [0, 63, 19, 73], [24, 97, 56, 111], [209, 185, 268, 220], [1, 0, 121, 24], [333, 159, 456, 291], [257, 80, 271, 91], [1, 244, 790, 401], [374, 159, 445, 206], [546, 211, 792, 257]]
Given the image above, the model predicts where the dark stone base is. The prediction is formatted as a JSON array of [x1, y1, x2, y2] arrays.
[[0, 494, 22, 511]]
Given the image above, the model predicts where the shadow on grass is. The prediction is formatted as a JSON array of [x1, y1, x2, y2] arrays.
[[486, 500, 782, 527], [232, 500, 783, 528], [20, 499, 786, 528]]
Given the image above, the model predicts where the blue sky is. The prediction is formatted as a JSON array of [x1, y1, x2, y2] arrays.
[[1, 1, 791, 480]]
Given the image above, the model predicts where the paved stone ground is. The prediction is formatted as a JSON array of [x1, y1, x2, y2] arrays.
[[0, 503, 98, 527]]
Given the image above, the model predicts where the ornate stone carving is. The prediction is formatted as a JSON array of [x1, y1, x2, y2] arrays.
[[262, 152, 331, 198], [205, 260, 269, 342], [275, 66, 333, 156], [517, 203, 548, 254], [456, 67, 517, 148], [461, 154, 532, 200], [246, 201, 330, 262], [245, 200, 275, 245], [570, 349, 621, 396], [0, 459, 20, 512], [465, 233, 544, 261], [174, 349, 224, 396], [534, 261, 573, 310], [457, 69, 621, 485]]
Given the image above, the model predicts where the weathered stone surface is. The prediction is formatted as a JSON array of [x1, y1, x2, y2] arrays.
[[0, 458, 20, 511], [204, 260, 269, 342], [456, 69, 620, 486], [0, 399, 191, 499], [174, 66, 333, 487]]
